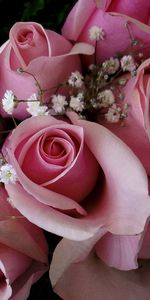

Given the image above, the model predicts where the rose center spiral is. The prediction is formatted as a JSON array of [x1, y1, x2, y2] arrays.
[[43, 137, 65, 157], [17, 30, 33, 45]]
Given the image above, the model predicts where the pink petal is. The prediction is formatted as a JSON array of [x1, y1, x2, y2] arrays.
[[68, 112, 150, 235], [62, 0, 96, 40], [9, 22, 49, 67], [50, 228, 107, 287], [0, 244, 31, 284], [108, 0, 150, 24], [52, 252, 150, 300], [95, 233, 141, 270], [0, 187, 48, 263], [5, 183, 100, 240]]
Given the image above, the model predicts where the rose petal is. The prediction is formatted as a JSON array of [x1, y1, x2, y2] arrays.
[[108, 0, 150, 24], [5, 182, 100, 240], [95, 233, 142, 270], [9, 22, 49, 67], [0, 244, 31, 284], [0, 187, 48, 263], [68, 112, 150, 235], [50, 228, 107, 287], [52, 252, 150, 300], [62, 0, 96, 40]]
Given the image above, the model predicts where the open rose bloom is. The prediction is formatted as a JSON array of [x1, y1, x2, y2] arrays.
[[1, 0, 150, 299]]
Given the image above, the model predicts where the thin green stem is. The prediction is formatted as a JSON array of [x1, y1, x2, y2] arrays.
[[11, 116, 17, 128]]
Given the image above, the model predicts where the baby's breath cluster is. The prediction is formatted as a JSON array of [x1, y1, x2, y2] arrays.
[[0, 51, 138, 124]]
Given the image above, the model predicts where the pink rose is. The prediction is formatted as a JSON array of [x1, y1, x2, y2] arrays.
[[0, 186, 48, 299], [62, 0, 150, 64], [0, 22, 94, 119], [3, 113, 150, 241]]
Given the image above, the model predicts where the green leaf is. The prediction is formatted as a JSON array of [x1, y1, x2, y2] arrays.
[[22, 0, 45, 20]]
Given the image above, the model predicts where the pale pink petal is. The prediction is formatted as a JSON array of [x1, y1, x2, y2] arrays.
[[95, 233, 142, 270], [0, 187, 48, 263], [5, 183, 100, 240], [9, 22, 49, 68], [68, 112, 150, 235], [62, 0, 96, 40], [0, 244, 31, 284], [53, 253, 150, 300], [50, 228, 107, 287]]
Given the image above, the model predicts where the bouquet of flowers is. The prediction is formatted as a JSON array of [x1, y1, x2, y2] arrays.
[[1, 0, 150, 299]]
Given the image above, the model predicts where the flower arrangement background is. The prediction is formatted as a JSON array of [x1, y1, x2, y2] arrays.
[[1, 0, 150, 299]]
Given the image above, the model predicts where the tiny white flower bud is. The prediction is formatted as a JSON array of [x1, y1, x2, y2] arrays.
[[27, 94, 48, 116], [105, 104, 121, 123], [51, 94, 67, 114], [0, 164, 17, 184], [120, 55, 136, 72], [68, 71, 84, 88], [89, 26, 105, 41], [2, 90, 16, 114], [97, 89, 115, 108], [102, 57, 120, 75], [70, 93, 85, 112]]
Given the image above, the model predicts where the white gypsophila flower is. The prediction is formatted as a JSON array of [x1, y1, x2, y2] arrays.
[[68, 71, 84, 88], [97, 89, 115, 108], [2, 90, 16, 114], [0, 164, 17, 184], [27, 101, 48, 116], [51, 94, 67, 114], [89, 25, 105, 41], [120, 55, 136, 72], [70, 93, 85, 112], [102, 57, 120, 75], [27, 94, 48, 116], [105, 104, 121, 123]]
